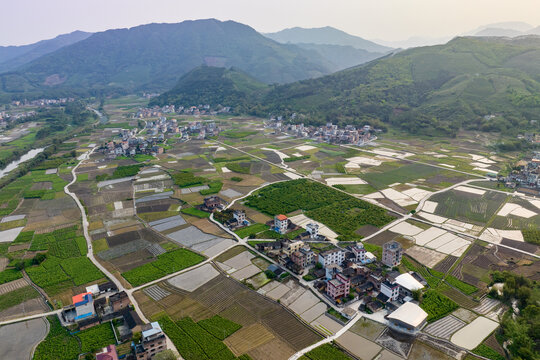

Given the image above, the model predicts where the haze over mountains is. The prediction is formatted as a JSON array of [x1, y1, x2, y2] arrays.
[[0, 31, 91, 73], [264, 26, 393, 53], [465, 21, 540, 38], [259, 36, 540, 136], [1, 17, 540, 136], [0, 19, 337, 95]]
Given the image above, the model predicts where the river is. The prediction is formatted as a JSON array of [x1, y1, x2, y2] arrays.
[[0, 148, 45, 179]]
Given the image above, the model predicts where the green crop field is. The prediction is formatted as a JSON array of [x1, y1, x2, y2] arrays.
[[245, 179, 394, 240], [197, 315, 242, 340], [360, 162, 441, 189], [158, 315, 246, 360], [234, 223, 269, 238], [420, 290, 459, 323], [430, 189, 508, 225], [33, 316, 81, 360], [122, 249, 205, 286], [34, 317, 116, 360], [77, 323, 116, 353], [0, 286, 39, 312], [181, 207, 210, 218], [0, 268, 23, 285], [301, 344, 353, 360], [25, 226, 105, 295]]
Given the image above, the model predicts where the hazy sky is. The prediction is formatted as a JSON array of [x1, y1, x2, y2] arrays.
[[1, 0, 540, 46]]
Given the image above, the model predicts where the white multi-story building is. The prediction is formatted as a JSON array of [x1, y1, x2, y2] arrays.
[[350, 243, 366, 262], [306, 223, 319, 238], [318, 248, 345, 267], [274, 214, 289, 234], [380, 281, 400, 301], [233, 210, 246, 224]]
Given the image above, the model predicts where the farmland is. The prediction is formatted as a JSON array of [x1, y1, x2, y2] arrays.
[[121, 248, 205, 286], [158, 315, 242, 360], [430, 189, 508, 225], [33, 316, 116, 360], [134, 269, 321, 359], [198, 315, 243, 340], [420, 290, 459, 323], [234, 223, 270, 238], [244, 179, 395, 239], [0, 286, 39, 312], [360, 162, 442, 190], [301, 344, 352, 360]]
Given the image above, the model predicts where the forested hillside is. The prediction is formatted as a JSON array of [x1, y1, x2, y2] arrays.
[[258, 36, 540, 136]]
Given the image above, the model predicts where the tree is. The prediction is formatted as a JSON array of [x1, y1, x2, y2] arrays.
[[153, 349, 177, 360], [412, 289, 423, 302], [32, 253, 47, 265], [132, 331, 142, 344]]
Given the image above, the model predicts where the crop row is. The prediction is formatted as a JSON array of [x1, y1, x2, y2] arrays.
[[122, 249, 205, 286]]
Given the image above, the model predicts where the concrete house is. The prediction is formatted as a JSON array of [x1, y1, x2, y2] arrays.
[[382, 241, 403, 267], [274, 214, 289, 234]]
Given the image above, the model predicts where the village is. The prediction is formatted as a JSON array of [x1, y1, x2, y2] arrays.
[[206, 194, 430, 336], [134, 104, 231, 118], [265, 118, 380, 146], [98, 117, 221, 158], [59, 283, 168, 360], [502, 150, 540, 195]]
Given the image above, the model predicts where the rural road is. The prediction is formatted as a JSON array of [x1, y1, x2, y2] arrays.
[[64, 147, 150, 323]]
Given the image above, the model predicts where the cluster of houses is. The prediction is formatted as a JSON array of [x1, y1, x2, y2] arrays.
[[99, 118, 221, 158], [144, 117, 220, 139], [502, 151, 540, 193], [0, 110, 36, 123], [100, 137, 165, 158], [61, 283, 168, 360], [135, 104, 230, 118], [255, 231, 429, 332], [10, 97, 74, 107], [266, 119, 380, 146]]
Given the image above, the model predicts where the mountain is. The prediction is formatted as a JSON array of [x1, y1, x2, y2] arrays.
[[465, 21, 534, 36], [256, 36, 540, 136], [264, 26, 392, 53], [150, 66, 267, 111], [474, 28, 525, 37], [370, 36, 452, 49], [0, 19, 334, 96], [295, 43, 386, 71], [527, 26, 540, 35], [0, 31, 91, 73]]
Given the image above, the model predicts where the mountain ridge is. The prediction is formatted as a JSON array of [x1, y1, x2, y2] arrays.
[[0, 19, 335, 96], [0, 31, 92, 73], [264, 26, 393, 53]]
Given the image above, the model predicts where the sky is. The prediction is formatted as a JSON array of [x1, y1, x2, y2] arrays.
[[1, 0, 540, 46]]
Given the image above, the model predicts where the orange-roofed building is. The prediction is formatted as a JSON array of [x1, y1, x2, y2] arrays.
[[72, 292, 95, 321], [274, 214, 289, 234]]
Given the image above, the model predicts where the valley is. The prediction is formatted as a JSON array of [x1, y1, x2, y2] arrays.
[[0, 11, 538, 360]]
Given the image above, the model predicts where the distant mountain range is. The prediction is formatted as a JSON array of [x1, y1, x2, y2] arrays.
[[0, 31, 91, 73], [466, 21, 540, 38], [255, 36, 540, 136], [163, 36, 540, 137], [264, 26, 393, 53], [0, 19, 337, 96]]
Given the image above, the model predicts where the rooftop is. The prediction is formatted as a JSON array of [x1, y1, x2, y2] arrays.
[[142, 322, 163, 340], [72, 292, 92, 305], [395, 273, 424, 291], [276, 214, 288, 221], [387, 302, 427, 328]]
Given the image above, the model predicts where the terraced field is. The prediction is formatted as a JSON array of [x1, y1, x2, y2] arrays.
[[135, 270, 321, 360], [430, 189, 508, 225]]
